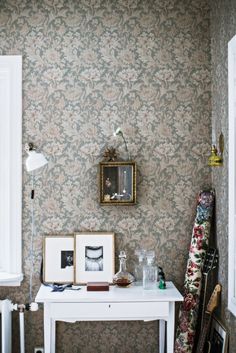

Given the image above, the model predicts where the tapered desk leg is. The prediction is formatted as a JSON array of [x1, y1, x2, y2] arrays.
[[44, 303, 56, 353], [159, 320, 165, 353], [167, 302, 175, 353]]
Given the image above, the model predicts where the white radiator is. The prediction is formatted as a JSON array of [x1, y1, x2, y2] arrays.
[[0, 300, 12, 353]]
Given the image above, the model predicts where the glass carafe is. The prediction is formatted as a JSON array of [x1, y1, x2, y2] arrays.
[[113, 250, 135, 287], [143, 250, 157, 290], [134, 249, 146, 285]]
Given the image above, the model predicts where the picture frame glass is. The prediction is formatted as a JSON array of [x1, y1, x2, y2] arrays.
[[75, 232, 114, 284], [100, 162, 136, 204]]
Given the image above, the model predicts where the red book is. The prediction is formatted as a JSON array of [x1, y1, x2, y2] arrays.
[[87, 282, 109, 291]]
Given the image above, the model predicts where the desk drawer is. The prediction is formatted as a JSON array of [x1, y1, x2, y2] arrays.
[[50, 302, 169, 320]]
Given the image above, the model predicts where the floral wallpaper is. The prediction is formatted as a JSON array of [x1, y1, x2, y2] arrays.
[[210, 0, 236, 351], [0, 0, 211, 352]]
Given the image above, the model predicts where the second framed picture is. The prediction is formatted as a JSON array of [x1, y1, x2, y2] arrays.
[[209, 316, 228, 353], [74, 232, 115, 284]]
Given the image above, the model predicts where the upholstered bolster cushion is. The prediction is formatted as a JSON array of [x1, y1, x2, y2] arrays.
[[174, 190, 215, 353]]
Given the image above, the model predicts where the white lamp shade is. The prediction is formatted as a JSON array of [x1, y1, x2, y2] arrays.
[[26, 150, 48, 172]]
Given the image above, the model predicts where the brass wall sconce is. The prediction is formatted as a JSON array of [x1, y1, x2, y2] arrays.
[[208, 133, 224, 167]]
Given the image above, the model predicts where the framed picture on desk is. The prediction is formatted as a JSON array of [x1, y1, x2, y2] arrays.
[[43, 235, 74, 284], [74, 232, 115, 284]]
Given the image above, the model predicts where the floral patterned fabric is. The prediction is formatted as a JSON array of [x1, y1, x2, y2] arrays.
[[174, 190, 215, 353]]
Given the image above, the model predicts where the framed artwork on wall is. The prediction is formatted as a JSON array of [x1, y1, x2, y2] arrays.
[[209, 316, 228, 353], [43, 235, 74, 284], [74, 232, 115, 284], [99, 161, 136, 205]]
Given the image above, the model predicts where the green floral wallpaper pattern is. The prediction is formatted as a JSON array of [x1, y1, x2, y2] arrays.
[[0, 0, 211, 352]]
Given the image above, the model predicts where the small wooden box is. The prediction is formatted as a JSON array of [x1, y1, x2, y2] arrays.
[[87, 282, 109, 291]]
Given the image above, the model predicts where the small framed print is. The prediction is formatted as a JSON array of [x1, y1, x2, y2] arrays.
[[74, 232, 115, 284], [209, 316, 229, 353], [43, 235, 74, 284], [99, 161, 136, 205]]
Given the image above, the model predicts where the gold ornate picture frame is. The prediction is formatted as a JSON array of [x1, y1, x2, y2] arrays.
[[99, 161, 136, 205]]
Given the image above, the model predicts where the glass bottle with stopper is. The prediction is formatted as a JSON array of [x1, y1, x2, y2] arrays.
[[143, 250, 158, 290], [113, 250, 135, 287], [134, 249, 146, 285]]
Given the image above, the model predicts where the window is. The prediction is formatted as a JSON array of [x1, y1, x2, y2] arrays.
[[228, 35, 236, 315], [0, 56, 23, 286]]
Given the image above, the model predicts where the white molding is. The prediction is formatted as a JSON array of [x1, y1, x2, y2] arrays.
[[0, 272, 23, 287], [0, 56, 23, 286], [228, 35, 236, 316]]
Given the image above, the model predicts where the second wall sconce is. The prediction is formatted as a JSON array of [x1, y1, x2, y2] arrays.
[[208, 133, 224, 167]]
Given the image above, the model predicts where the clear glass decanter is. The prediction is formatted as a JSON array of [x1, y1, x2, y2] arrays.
[[134, 249, 146, 285], [143, 250, 158, 290], [113, 250, 135, 287]]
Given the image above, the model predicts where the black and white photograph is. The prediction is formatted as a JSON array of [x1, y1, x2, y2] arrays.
[[209, 316, 228, 353], [75, 232, 115, 284], [85, 246, 103, 271], [43, 235, 74, 284], [61, 250, 73, 269]]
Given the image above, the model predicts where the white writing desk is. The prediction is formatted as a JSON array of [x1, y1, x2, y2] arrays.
[[36, 282, 183, 353]]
